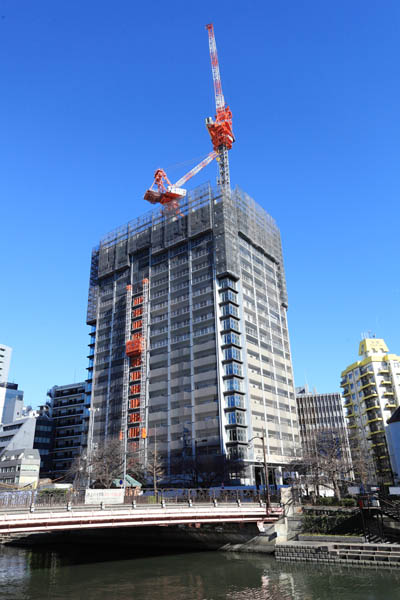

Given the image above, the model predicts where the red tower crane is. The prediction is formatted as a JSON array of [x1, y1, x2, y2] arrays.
[[205, 23, 235, 192], [143, 23, 234, 212], [144, 150, 217, 214]]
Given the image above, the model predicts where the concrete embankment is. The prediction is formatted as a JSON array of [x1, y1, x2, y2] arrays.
[[276, 540, 400, 568]]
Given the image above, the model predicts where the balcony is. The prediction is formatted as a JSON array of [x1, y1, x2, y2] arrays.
[[381, 379, 392, 385], [358, 368, 373, 379], [359, 380, 375, 391], [340, 377, 347, 387], [55, 430, 82, 439], [342, 389, 351, 397], [361, 391, 378, 401], [345, 411, 355, 418], [52, 399, 85, 410], [371, 441, 386, 449], [367, 428, 384, 438], [366, 415, 383, 426], [385, 403, 397, 410], [362, 404, 380, 414], [384, 390, 395, 396]]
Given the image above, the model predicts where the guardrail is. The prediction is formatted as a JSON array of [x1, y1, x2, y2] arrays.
[[0, 488, 278, 512]]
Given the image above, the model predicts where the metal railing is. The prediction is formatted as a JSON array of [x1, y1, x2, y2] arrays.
[[0, 488, 281, 511]]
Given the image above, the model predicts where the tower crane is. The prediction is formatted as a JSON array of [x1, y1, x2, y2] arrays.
[[205, 23, 235, 192], [143, 22, 233, 212], [144, 150, 217, 214]]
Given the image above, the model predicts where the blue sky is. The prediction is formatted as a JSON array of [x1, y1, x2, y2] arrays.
[[1, 1, 399, 405]]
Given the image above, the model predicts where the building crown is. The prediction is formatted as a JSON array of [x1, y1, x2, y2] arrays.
[[358, 338, 389, 358]]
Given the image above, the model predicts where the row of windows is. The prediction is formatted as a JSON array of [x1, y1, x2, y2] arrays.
[[221, 318, 240, 332], [224, 348, 242, 362], [224, 363, 243, 377], [218, 277, 237, 291], [219, 290, 238, 304], [221, 304, 239, 318]]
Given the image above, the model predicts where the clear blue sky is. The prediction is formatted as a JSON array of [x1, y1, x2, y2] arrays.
[[1, 1, 399, 406]]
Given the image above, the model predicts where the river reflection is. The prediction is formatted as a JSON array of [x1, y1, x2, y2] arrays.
[[0, 545, 399, 600]]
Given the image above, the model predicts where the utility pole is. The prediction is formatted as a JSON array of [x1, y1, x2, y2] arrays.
[[248, 435, 270, 508]]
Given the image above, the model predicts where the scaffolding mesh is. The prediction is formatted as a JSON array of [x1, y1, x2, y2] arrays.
[[87, 183, 287, 321]]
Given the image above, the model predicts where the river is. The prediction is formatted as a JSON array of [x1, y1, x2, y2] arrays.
[[0, 545, 399, 599]]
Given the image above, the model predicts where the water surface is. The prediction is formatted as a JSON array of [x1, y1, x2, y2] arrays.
[[0, 545, 399, 600]]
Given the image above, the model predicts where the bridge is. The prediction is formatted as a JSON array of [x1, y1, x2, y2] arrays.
[[0, 502, 283, 536]]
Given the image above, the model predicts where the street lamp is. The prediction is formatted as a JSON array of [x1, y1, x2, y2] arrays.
[[248, 434, 270, 508]]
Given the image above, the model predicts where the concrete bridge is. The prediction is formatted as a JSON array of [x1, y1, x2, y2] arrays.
[[0, 502, 283, 536]]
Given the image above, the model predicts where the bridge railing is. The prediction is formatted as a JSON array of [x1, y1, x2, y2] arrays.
[[0, 488, 281, 511], [125, 488, 280, 506]]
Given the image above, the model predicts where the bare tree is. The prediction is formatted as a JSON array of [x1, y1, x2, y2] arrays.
[[146, 449, 164, 494], [170, 453, 247, 488], [350, 445, 376, 490], [66, 452, 89, 487], [289, 430, 354, 500], [68, 438, 144, 489]]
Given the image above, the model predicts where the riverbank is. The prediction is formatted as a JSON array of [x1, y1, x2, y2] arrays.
[[275, 540, 400, 569]]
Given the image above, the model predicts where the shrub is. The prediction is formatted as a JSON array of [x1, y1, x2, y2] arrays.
[[341, 498, 356, 507], [37, 488, 67, 497], [301, 513, 350, 534]]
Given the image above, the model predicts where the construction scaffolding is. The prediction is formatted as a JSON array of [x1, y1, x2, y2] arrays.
[[86, 183, 290, 467], [88, 184, 285, 298]]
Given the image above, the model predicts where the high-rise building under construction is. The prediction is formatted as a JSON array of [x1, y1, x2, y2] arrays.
[[86, 184, 300, 485]]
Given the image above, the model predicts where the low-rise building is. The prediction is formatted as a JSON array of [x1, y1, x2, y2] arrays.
[[0, 416, 37, 455], [0, 448, 40, 489]]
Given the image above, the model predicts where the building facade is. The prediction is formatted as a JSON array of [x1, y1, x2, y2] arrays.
[[0, 448, 40, 489], [0, 382, 24, 424], [385, 407, 400, 485], [33, 405, 54, 479], [0, 416, 37, 455], [87, 184, 299, 485], [0, 344, 12, 384], [341, 338, 400, 487], [47, 383, 89, 479], [296, 387, 352, 459]]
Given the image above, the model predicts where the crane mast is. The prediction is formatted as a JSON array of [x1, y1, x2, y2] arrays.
[[205, 23, 235, 193]]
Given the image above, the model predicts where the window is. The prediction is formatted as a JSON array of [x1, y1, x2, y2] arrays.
[[219, 277, 237, 291], [227, 411, 246, 425], [226, 395, 245, 409], [219, 290, 238, 304], [221, 304, 239, 318], [222, 333, 241, 346], [221, 318, 240, 332], [225, 378, 242, 392], [224, 348, 242, 361], [228, 428, 247, 442], [224, 363, 243, 377]]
